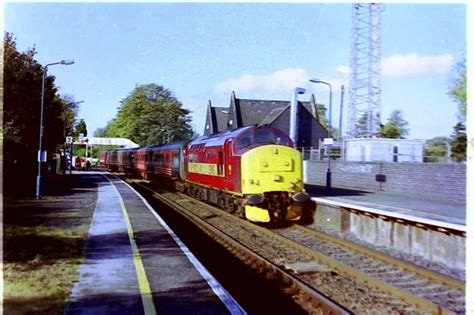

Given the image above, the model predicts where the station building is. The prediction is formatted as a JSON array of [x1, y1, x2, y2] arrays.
[[204, 91, 328, 148]]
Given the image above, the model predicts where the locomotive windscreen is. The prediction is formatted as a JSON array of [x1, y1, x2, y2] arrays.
[[235, 127, 293, 151]]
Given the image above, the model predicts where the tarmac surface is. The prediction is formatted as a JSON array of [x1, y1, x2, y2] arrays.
[[306, 184, 466, 226]]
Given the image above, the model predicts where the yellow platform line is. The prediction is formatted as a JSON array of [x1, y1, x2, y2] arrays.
[[107, 177, 157, 315]]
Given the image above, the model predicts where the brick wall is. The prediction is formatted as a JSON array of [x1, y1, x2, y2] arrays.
[[304, 161, 466, 203]]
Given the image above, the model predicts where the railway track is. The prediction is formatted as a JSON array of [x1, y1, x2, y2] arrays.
[[273, 225, 465, 314], [128, 179, 465, 314]]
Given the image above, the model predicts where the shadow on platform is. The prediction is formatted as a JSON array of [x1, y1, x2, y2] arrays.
[[305, 184, 374, 197]]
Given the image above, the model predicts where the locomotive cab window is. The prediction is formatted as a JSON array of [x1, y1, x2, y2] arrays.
[[235, 127, 293, 153]]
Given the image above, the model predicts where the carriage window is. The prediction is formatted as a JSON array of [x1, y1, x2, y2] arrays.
[[173, 152, 180, 168]]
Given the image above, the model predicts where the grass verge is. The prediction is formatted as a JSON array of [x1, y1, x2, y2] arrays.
[[3, 176, 96, 314]]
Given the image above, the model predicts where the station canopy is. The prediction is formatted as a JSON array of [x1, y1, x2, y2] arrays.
[[74, 137, 139, 148]]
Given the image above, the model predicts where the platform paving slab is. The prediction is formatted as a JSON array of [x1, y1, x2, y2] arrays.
[[66, 172, 243, 315], [109, 176, 240, 314], [65, 180, 143, 314], [306, 184, 466, 225]]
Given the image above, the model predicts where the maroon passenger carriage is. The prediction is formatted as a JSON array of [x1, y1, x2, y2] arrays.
[[134, 147, 149, 179], [147, 142, 187, 182]]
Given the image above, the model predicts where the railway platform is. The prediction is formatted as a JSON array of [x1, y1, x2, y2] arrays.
[[306, 184, 466, 226], [64, 171, 244, 315]]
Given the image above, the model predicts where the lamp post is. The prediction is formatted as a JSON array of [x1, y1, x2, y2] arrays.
[[36, 59, 74, 199], [310, 79, 333, 190]]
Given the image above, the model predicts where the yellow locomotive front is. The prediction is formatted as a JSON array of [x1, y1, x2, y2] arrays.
[[240, 144, 309, 223]]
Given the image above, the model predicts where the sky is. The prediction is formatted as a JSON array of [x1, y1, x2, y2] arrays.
[[4, 2, 467, 140]]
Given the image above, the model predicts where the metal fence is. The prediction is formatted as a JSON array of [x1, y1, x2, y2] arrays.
[[300, 142, 455, 163]]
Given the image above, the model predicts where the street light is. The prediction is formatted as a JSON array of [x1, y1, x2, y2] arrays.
[[36, 59, 74, 199], [310, 78, 333, 190]]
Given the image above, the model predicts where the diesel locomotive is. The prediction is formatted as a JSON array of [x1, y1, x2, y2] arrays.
[[100, 125, 311, 223]]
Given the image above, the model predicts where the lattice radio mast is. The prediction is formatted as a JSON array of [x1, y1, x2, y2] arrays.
[[347, 3, 384, 138]]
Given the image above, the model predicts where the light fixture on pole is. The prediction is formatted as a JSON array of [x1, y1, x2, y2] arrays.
[[36, 59, 74, 199], [309, 78, 333, 190]]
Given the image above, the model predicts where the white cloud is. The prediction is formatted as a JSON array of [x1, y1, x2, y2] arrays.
[[381, 53, 454, 78], [214, 67, 351, 101], [336, 65, 351, 76], [212, 53, 453, 101], [215, 68, 310, 96]]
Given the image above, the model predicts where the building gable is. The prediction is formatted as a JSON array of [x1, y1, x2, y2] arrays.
[[204, 92, 329, 148]]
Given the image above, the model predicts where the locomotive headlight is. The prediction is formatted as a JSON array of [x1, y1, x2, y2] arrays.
[[247, 194, 264, 205], [292, 192, 310, 203]]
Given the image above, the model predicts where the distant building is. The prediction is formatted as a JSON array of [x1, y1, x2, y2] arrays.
[[204, 91, 328, 148], [344, 138, 423, 162]]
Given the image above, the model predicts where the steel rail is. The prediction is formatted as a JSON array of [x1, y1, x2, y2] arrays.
[[293, 224, 465, 291], [246, 222, 456, 315], [127, 179, 458, 314], [133, 182, 350, 315]]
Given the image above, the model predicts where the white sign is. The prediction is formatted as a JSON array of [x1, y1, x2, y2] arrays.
[[66, 136, 73, 144], [323, 138, 334, 145]]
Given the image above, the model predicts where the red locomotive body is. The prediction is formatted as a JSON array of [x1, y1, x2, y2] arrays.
[[185, 128, 243, 194], [185, 126, 294, 195]]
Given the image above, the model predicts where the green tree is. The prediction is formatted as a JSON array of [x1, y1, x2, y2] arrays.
[[315, 103, 337, 138], [381, 110, 409, 139], [75, 119, 88, 138], [450, 122, 466, 162], [4, 32, 76, 194], [423, 137, 450, 162], [448, 60, 466, 161], [60, 95, 81, 139], [93, 126, 108, 137], [450, 60, 466, 122], [104, 84, 193, 146]]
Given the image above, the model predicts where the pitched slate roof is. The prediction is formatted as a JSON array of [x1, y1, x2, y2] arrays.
[[235, 98, 316, 127], [204, 92, 325, 144], [211, 106, 229, 132], [236, 99, 289, 126]]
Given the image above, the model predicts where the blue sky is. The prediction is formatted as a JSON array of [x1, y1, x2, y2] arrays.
[[4, 3, 467, 140]]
